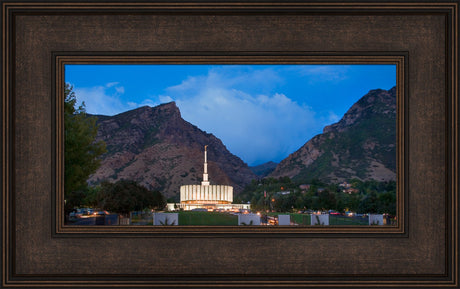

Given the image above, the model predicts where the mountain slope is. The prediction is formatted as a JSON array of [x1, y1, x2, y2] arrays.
[[250, 161, 278, 178], [88, 102, 257, 198], [269, 87, 397, 183]]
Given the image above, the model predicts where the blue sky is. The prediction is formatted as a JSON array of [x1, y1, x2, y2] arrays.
[[65, 64, 396, 166]]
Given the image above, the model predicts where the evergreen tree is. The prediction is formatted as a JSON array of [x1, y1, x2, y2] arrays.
[[64, 84, 106, 212]]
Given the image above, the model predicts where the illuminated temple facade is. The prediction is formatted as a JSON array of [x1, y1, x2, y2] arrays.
[[166, 146, 250, 211]]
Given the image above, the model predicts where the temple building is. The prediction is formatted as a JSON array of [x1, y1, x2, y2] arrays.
[[166, 146, 250, 211]]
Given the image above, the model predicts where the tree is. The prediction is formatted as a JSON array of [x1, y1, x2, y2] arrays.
[[233, 196, 243, 204], [358, 191, 379, 214], [343, 193, 361, 213], [146, 190, 167, 211], [278, 176, 292, 184], [378, 190, 396, 215], [250, 196, 262, 211], [273, 194, 297, 212], [98, 180, 166, 216], [318, 189, 336, 211], [334, 192, 346, 212], [64, 84, 106, 212], [301, 191, 314, 210], [81, 185, 101, 208]]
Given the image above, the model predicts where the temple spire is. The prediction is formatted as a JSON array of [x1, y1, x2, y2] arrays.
[[201, 145, 210, 186]]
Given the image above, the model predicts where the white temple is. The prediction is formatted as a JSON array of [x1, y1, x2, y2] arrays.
[[166, 146, 250, 211]]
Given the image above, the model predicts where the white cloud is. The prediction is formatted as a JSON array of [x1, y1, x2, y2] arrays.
[[159, 95, 174, 103], [74, 85, 127, 116], [292, 65, 350, 84], [106, 82, 119, 88], [115, 86, 125, 94], [73, 82, 175, 116], [139, 99, 158, 107], [71, 67, 341, 165], [168, 66, 283, 97], [127, 101, 138, 109], [170, 70, 323, 165], [124, 96, 174, 110], [327, 111, 340, 123]]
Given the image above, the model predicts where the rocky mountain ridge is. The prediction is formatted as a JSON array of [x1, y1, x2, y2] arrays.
[[87, 102, 257, 198], [88, 87, 397, 199], [249, 161, 278, 178], [269, 87, 397, 183]]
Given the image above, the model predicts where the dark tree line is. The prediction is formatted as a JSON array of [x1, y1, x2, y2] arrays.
[[97, 180, 166, 216], [67, 180, 167, 217], [236, 177, 396, 215]]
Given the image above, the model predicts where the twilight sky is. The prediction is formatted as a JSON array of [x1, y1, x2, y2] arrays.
[[65, 64, 396, 166]]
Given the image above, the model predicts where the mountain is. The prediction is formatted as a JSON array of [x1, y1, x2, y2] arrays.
[[269, 87, 397, 183], [249, 161, 278, 178], [87, 102, 257, 198]]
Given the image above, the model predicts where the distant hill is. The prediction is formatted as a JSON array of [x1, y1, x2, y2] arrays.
[[269, 87, 397, 183], [249, 161, 278, 178], [87, 102, 257, 198]]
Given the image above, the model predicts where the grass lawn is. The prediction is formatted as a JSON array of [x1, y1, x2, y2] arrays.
[[329, 215, 368, 225], [290, 213, 311, 225], [161, 211, 370, 226], [130, 213, 153, 225], [176, 211, 238, 225], [267, 213, 369, 225]]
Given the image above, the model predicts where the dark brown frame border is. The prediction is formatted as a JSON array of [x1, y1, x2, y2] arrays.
[[2, 1, 458, 288]]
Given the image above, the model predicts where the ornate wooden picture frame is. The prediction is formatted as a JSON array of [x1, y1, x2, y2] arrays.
[[2, 1, 458, 287]]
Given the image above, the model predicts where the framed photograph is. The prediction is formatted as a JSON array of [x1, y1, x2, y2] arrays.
[[2, 1, 458, 288], [57, 56, 404, 234], [60, 61, 399, 229]]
